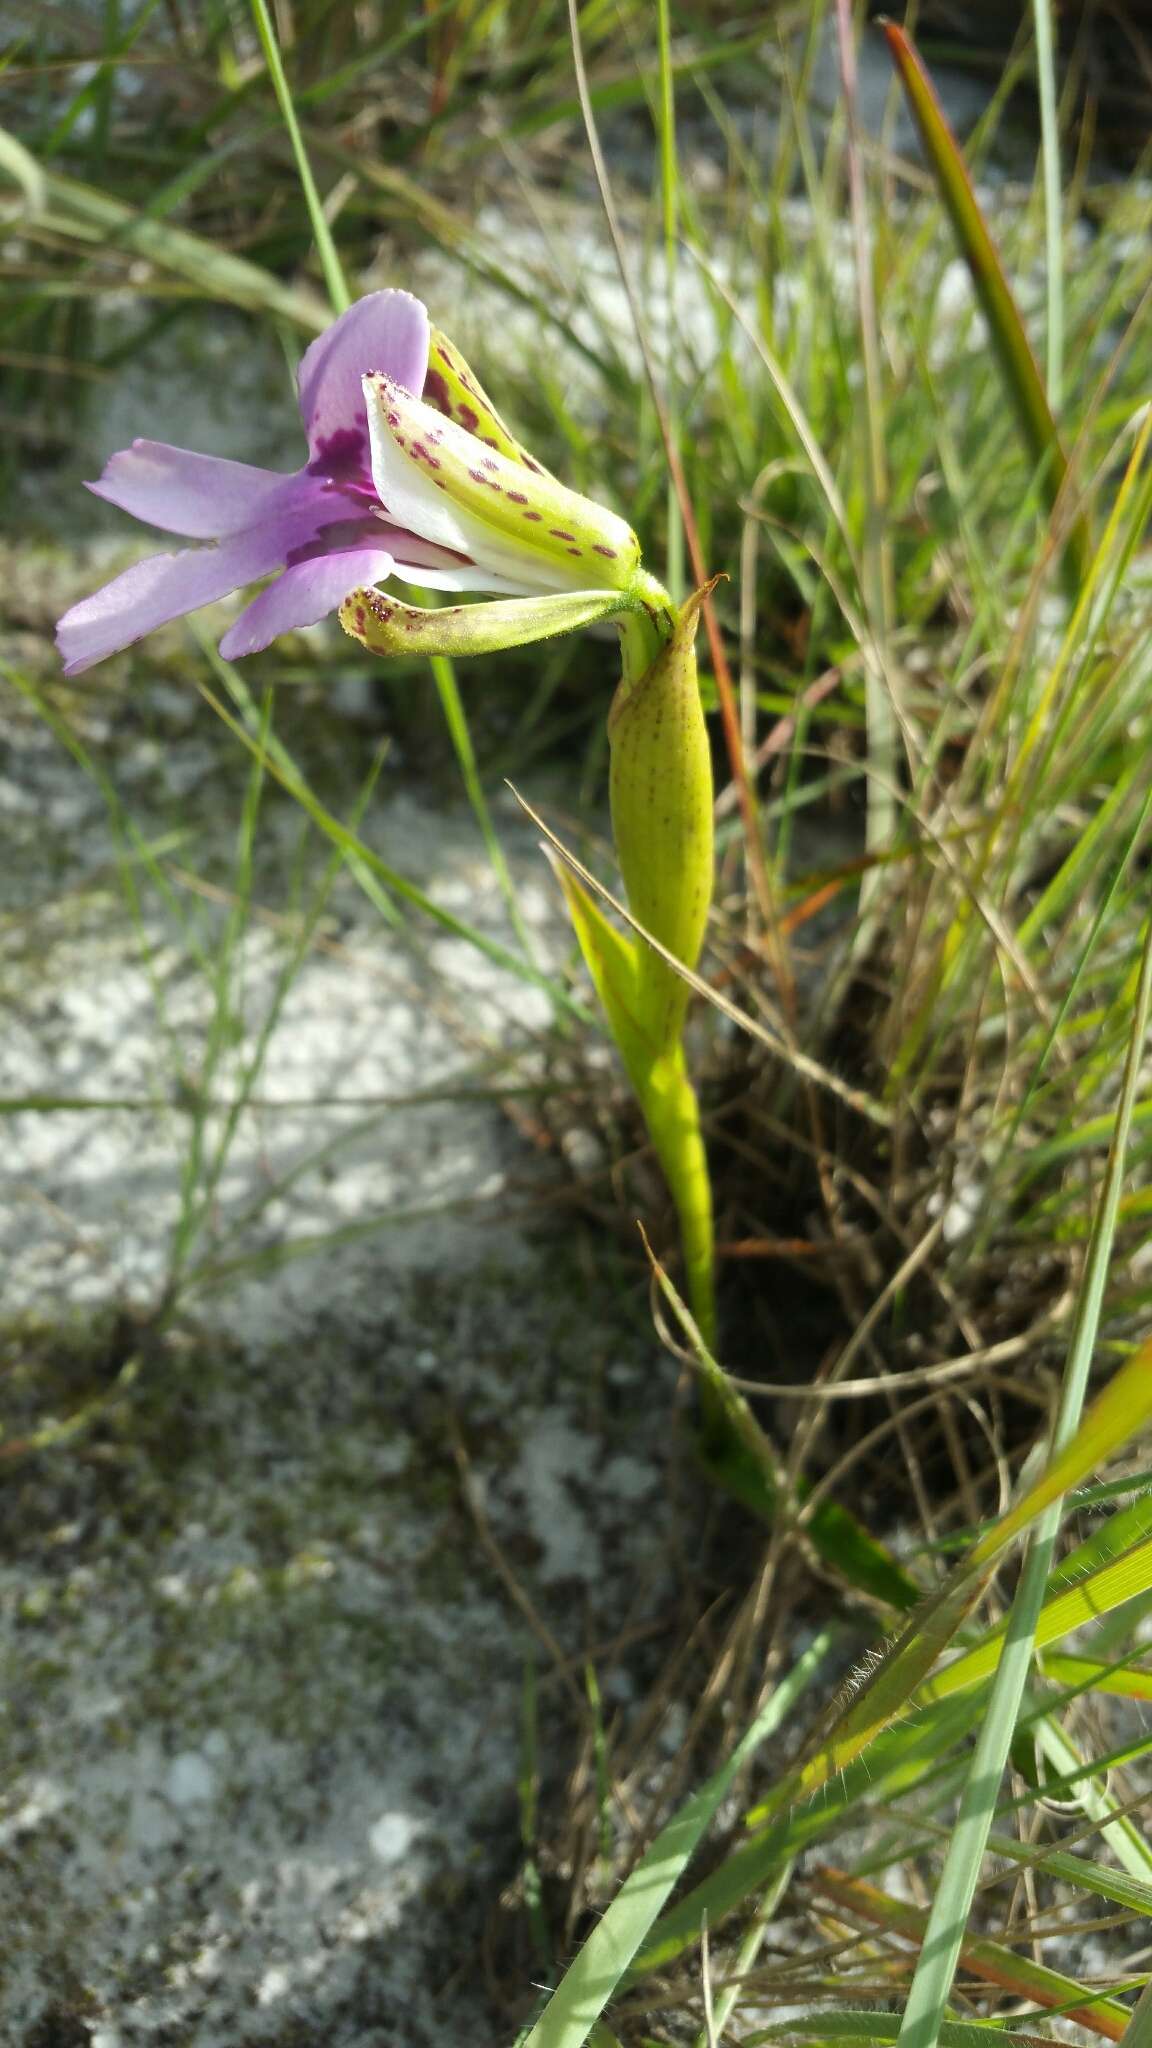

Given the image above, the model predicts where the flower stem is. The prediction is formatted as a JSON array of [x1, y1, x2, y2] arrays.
[[641, 1047, 716, 1349]]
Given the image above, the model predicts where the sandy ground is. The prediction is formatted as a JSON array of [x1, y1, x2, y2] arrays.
[[0, 648, 684, 2046]]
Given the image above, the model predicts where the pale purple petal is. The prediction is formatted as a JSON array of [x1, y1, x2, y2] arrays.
[[87, 441, 294, 540], [56, 528, 287, 676], [218, 547, 398, 659], [298, 291, 430, 477]]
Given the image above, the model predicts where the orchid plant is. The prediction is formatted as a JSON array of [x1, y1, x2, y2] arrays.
[[58, 290, 718, 1342]]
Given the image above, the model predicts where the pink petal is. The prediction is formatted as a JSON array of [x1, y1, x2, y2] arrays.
[[56, 528, 287, 676], [218, 546, 398, 659], [87, 441, 294, 539], [298, 291, 430, 475]]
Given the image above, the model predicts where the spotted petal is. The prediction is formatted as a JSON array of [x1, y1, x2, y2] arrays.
[[422, 328, 558, 479], [363, 372, 640, 597], [298, 290, 430, 475], [340, 585, 637, 657]]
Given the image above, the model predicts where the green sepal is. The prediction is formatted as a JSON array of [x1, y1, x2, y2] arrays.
[[340, 585, 634, 659]]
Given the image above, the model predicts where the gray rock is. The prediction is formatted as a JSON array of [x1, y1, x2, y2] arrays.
[[0, 661, 679, 2045]]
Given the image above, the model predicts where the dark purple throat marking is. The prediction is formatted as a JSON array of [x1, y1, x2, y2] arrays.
[[307, 426, 368, 482]]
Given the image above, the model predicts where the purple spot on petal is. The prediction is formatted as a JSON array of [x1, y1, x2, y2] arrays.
[[307, 426, 368, 482], [507, 490, 529, 504], [592, 545, 618, 559], [549, 529, 576, 541], [567, 547, 581, 557], [285, 517, 376, 568], [457, 404, 479, 432], [423, 368, 452, 415], [523, 511, 543, 522]]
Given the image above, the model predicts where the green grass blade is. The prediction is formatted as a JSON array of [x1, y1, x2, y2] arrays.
[[194, 676, 585, 1021], [948, 1828, 1152, 1919], [24, 153, 329, 328], [247, 0, 349, 315], [747, 1335, 1152, 1828], [1032, 1716, 1152, 1884], [429, 647, 539, 967], [635, 1708, 976, 1983], [748, 2015, 1053, 2048], [896, 910, 1152, 2048], [655, 0, 683, 604], [1122, 1981, 1152, 2048], [814, 1870, 1135, 2040], [0, 123, 46, 217], [1033, 0, 1064, 409], [921, 1534, 1152, 1703], [882, 22, 1092, 592], [518, 1630, 835, 2048], [1035, 1653, 1152, 1702]]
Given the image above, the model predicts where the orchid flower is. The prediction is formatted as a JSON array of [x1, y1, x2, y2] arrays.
[[55, 289, 648, 676], [56, 291, 717, 1342]]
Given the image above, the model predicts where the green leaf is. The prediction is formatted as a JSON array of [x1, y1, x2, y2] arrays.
[[549, 860, 649, 1088], [882, 23, 1092, 593]]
